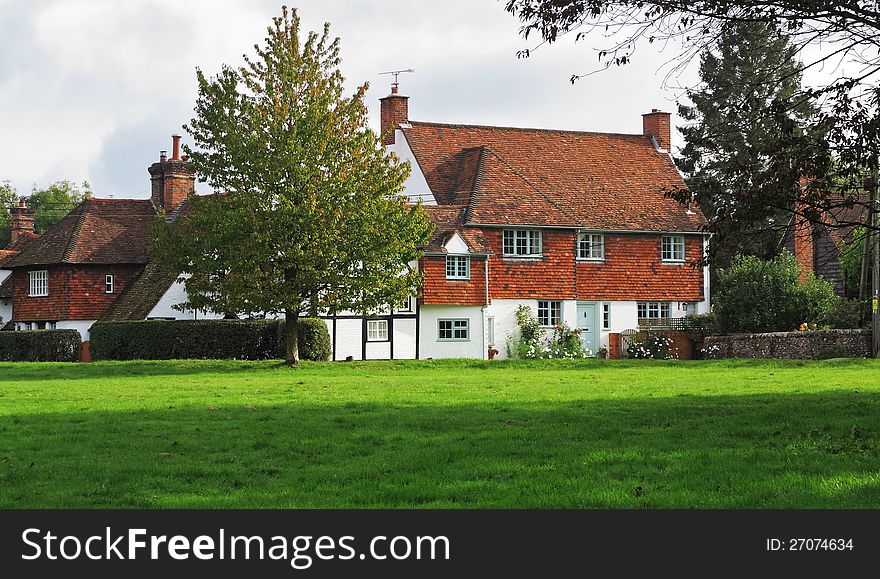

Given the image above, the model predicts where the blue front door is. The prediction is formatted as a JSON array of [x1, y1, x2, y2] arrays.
[[577, 302, 597, 355]]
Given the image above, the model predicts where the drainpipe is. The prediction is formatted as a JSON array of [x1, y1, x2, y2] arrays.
[[483, 256, 490, 359]]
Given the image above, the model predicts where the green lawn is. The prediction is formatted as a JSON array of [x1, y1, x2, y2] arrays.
[[1, 358, 879, 508]]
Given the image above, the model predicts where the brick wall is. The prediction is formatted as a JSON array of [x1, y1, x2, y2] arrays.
[[485, 228, 576, 299], [704, 330, 871, 359], [12, 264, 143, 321], [421, 255, 487, 305], [422, 230, 706, 304], [576, 234, 704, 301]]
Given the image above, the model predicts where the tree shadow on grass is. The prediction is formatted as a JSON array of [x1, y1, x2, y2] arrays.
[[1, 390, 879, 509]]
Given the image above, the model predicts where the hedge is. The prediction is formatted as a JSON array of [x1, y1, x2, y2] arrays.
[[0, 330, 82, 362], [295, 318, 332, 362], [90, 318, 331, 361]]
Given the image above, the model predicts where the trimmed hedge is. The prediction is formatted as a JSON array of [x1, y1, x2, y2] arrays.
[[0, 330, 82, 362], [90, 318, 331, 361]]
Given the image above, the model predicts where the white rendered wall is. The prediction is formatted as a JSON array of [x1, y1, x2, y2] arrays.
[[419, 305, 485, 359], [146, 276, 224, 321], [0, 299, 11, 327], [57, 320, 97, 341], [0, 269, 10, 285], [387, 128, 436, 205]]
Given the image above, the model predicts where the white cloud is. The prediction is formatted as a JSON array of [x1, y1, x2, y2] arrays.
[[0, 0, 701, 197]]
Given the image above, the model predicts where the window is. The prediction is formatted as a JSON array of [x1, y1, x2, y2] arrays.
[[638, 302, 670, 325], [395, 296, 415, 313], [438, 319, 470, 341], [487, 316, 495, 346], [578, 233, 605, 260], [602, 303, 611, 330], [28, 270, 48, 297], [661, 235, 686, 262], [537, 300, 562, 326], [503, 229, 542, 256], [105, 274, 115, 294], [445, 255, 470, 280], [366, 320, 389, 342]]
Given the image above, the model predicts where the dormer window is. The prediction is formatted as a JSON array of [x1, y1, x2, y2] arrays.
[[503, 229, 542, 257], [446, 255, 470, 280]]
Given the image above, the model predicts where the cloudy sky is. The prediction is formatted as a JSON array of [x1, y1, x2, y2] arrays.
[[3, 0, 705, 197]]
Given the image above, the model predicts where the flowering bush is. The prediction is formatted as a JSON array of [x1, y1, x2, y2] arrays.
[[700, 343, 723, 359], [506, 306, 591, 359], [627, 333, 676, 359]]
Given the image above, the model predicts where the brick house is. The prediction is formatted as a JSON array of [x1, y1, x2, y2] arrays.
[[2, 90, 709, 359], [1, 136, 222, 339], [0, 200, 41, 329], [381, 87, 709, 358]]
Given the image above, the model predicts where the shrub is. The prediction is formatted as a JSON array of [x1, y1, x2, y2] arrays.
[[817, 298, 866, 330], [0, 330, 81, 362], [91, 319, 282, 361], [681, 311, 720, 337], [91, 318, 333, 361], [627, 332, 675, 359], [506, 305, 547, 359], [547, 324, 590, 358], [295, 318, 331, 361], [715, 252, 840, 334], [505, 306, 590, 359]]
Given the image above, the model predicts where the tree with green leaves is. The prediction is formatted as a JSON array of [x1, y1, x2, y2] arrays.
[[1, 180, 91, 247], [28, 180, 92, 234], [0, 182, 17, 247], [675, 21, 819, 268], [152, 6, 432, 366]]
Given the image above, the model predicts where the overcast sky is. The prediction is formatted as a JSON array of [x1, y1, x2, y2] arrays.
[[0, 0, 719, 197]]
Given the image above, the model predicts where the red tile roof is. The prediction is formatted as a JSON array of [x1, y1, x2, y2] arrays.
[[403, 121, 706, 231], [0, 249, 16, 267], [4, 198, 157, 268], [423, 205, 491, 254], [0, 276, 11, 299]]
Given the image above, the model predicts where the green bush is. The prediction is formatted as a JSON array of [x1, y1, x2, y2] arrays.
[[817, 298, 866, 330], [715, 252, 840, 333], [295, 318, 331, 361], [0, 330, 81, 362], [91, 318, 332, 361]]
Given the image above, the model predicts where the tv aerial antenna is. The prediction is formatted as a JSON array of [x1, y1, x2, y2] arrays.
[[379, 68, 414, 89]]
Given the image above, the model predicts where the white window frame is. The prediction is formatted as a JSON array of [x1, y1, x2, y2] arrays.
[[602, 303, 611, 330], [445, 255, 471, 280], [438, 319, 470, 341], [105, 274, 115, 294], [661, 235, 686, 262], [577, 233, 605, 261], [366, 319, 389, 342], [487, 316, 495, 346], [503, 229, 542, 257], [637, 302, 671, 322], [395, 296, 415, 313], [28, 270, 48, 297], [537, 300, 562, 327]]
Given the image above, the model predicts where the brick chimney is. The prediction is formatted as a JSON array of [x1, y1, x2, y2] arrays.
[[642, 109, 672, 152], [9, 198, 35, 245], [379, 85, 409, 146], [148, 134, 195, 214]]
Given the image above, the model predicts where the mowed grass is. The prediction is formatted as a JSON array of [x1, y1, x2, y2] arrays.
[[1, 358, 879, 508]]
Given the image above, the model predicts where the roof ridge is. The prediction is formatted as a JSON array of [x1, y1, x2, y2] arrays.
[[60, 200, 89, 263], [408, 120, 649, 140]]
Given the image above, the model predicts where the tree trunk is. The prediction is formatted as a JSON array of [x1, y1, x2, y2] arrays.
[[284, 310, 300, 366]]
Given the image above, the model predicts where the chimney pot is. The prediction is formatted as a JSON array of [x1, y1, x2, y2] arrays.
[[160, 150, 167, 162], [172, 134, 182, 161]]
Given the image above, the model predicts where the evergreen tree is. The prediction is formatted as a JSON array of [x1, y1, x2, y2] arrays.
[[675, 21, 818, 267], [153, 6, 432, 365]]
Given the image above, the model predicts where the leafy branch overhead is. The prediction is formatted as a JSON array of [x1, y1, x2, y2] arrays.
[[152, 6, 433, 365]]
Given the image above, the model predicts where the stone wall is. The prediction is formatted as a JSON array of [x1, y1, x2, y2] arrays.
[[704, 329, 871, 359]]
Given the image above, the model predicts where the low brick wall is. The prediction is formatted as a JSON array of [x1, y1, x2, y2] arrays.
[[704, 329, 871, 359]]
